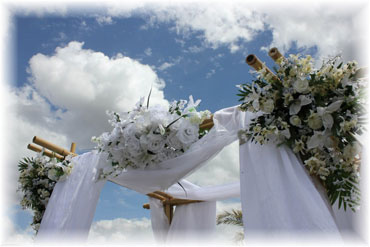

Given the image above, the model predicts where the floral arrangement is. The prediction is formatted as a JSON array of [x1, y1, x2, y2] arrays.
[[18, 151, 74, 232], [237, 54, 366, 211], [92, 95, 211, 178]]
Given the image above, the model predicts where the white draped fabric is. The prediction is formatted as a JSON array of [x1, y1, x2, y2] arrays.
[[37, 105, 345, 243], [149, 180, 240, 244], [37, 151, 106, 241]]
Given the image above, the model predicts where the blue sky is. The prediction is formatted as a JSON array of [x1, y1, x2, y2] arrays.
[[1, 1, 368, 244]]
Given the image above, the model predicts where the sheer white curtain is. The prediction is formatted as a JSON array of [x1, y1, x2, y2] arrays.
[[149, 179, 240, 244], [37, 151, 106, 242]]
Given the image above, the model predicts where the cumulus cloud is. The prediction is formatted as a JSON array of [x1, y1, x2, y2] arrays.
[[105, 1, 367, 62], [28, 41, 168, 149], [3, 41, 168, 206], [186, 141, 240, 186], [88, 217, 154, 243]]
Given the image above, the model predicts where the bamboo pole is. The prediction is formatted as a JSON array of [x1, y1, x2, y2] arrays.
[[164, 204, 173, 224], [143, 203, 150, 209], [153, 191, 173, 200], [246, 54, 277, 80], [70, 142, 76, 153], [33, 136, 77, 157], [27, 143, 64, 160], [268, 47, 283, 62], [163, 198, 203, 206], [147, 192, 167, 201], [199, 115, 214, 130]]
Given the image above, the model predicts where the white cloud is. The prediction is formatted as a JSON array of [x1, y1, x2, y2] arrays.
[[187, 45, 204, 53], [206, 69, 216, 79], [3, 41, 168, 206], [157, 62, 174, 71], [53, 32, 67, 42], [144, 47, 152, 56], [96, 16, 114, 26], [28, 41, 168, 149], [0, 211, 34, 244], [104, 1, 367, 62], [88, 217, 154, 243], [186, 141, 240, 186]]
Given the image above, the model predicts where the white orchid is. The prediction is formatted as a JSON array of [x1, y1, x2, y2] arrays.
[[289, 95, 312, 115], [306, 130, 332, 150], [243, 82, 261, 111], [317, 100, 343, 129]]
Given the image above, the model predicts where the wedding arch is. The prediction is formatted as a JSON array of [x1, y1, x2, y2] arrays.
[[22, 48, 365, 244]]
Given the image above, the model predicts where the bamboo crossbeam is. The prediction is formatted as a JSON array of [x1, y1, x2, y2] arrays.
[[147, 192, 167, 201], [154, 191, 174, 200], [199, 115, 214, 130], [163, 198, 203, 206], [145, 190, 204, 224], [33, 136, 77, 157], [27, 143, 64, 160]]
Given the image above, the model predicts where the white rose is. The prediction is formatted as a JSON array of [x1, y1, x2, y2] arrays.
[[293, 78, 309, 93], [260, 99, 274, 113], [146, 133, 165, 154], [167, 132, 183, 150], [289, 115, 302, 126], [176, 121, 199, 145], [124, 137, 141, 158], [47, 169, 58, 181], [307, 112, 323, 130]]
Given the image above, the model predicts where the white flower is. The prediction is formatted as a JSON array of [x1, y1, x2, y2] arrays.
[[289, 95, 312, 115], [340, 119, 357, 133], [260, 99, 274, 113], [126, 137, 142, 157], [280, 129, 291, 139], [244, 82, 261, 111], [306, 131, 331, 149], [289, 115, 302, 127], [176, 120, 199, 145], [167, 132, 183, 150], [304, 156, 326, 175], [317, 100, 343, 129], [146, 133, 165, 154], [293, 78, 309, 93], [343, 143, 361, 160], [293, 139, 305, 153], [47, 168, 58, 181], [307, 111, 323, 130], [183, 95, 201, 115], [62, 164, 73, 176]]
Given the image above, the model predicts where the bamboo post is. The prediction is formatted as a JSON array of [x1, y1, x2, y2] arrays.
[[268, 47, 283, 62], [33, 136, 77, 157], [27, 143, 64, 160], [70, 142, 76, 153], [164, 204, 173, 224], [245, 54, 277, 80]]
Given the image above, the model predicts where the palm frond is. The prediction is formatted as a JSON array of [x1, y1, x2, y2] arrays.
[[216, 209, 243, 226]]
